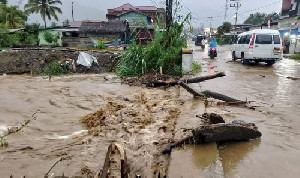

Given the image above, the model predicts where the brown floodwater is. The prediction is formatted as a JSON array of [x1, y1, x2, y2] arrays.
[[168, 44, 300, 178], [0, 45, 299, 178]]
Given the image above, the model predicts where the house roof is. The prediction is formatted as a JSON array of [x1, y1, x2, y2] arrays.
[[79, 20, 128, 34], [68, 21, 82, 28], [117, 10, 150, 17], [113, 3, 157, 11]]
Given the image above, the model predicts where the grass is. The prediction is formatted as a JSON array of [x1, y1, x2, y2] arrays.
[[192, 62, 202, 75], [289, 54, 300, 60]]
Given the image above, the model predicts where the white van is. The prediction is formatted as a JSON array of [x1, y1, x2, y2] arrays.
[[231, 29, 283, 65]]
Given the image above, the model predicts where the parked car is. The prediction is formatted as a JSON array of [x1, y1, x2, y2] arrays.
[[231, 29, 283, 65]]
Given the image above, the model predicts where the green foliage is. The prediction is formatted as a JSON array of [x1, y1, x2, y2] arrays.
[[44, 61, 68, 76], [25, 0, 62, 27], [0, 29, 37, 47], [116, 43, 145, 76], [192, 62, 201, 76], [0, 5, 27, 28], [0, 0, 7, 5], [97, 40, 105, 49], [244, 12, 279, 25], [116, 16, 190, 77], [43, 31, 60, 46], [217, 22, 232, 36], [289, 54, 300, 60]]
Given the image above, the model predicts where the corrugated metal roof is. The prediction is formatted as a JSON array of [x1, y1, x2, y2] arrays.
[[113, 3, 157, 11], [68, 21, 82, 28]]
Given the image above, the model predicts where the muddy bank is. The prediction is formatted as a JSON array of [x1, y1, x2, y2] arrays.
[[0, 49, 121, 75]]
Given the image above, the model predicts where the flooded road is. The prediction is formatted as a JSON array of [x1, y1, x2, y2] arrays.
[[0, 45, 299, 177], [168, 44, 300, 178]]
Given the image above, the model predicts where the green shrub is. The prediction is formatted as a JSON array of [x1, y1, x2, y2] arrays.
[[97, 40, 105, 49], [290, 54, 300, 60], [44, 62, 68, 76]]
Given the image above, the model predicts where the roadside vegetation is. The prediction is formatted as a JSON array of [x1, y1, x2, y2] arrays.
[[289, 54, 300, 60], [116, 14, 191, 77], [216, 22, 232, 45]]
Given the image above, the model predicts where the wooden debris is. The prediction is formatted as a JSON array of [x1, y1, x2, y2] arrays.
[[151, 72, 226, 87], [100, 142, 129, 178], [162, 113, 261, 154]]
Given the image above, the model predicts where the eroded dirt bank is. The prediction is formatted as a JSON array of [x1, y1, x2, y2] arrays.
[[0, 74, 184, 177], [0, 49, 121, 74]]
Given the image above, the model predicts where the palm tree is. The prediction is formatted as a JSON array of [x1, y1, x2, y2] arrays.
[[24, 0, 62, 28], [0, 5, 26, 28]]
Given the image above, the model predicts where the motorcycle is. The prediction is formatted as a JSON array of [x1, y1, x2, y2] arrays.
[[209, 47, 217, 59]]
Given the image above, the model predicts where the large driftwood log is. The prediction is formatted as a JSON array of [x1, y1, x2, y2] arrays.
[[151, 72, 226, 87], [179, 82, 241, 102], [162, 114, 261, 154], [202, 90, 240, 102], [100, 142, 129, 178]]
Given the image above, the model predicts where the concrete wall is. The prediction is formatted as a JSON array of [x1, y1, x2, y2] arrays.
[[38, 29, 62, 46], [119, 11, 150, 26]]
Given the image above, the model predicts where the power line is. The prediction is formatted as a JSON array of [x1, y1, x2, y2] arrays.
[[195, 0, 281, 21]]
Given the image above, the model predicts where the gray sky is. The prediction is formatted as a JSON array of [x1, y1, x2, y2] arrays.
[[10, 0, 282, 28]]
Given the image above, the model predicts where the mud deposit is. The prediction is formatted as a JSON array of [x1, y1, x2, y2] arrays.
[[0, 74, 183, 177]]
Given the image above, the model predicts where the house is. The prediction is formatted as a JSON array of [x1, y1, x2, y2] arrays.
[[279, 0, 300, 53], [107, 3, 165, 45], [107, 3, 165, 26], [38, 27, 63, 46], [79, 20, 130, 46]]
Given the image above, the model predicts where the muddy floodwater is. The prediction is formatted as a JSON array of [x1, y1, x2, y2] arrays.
[[0, 45, 300, 177]]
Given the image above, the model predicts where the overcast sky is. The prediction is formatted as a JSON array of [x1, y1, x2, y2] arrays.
[[10, 0, 282, 28]]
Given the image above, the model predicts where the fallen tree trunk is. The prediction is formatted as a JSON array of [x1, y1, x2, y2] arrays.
[[151, 72, 226, 87], [179, 83, 241, 102], [202, 90, 240, 102], [162, 118, 261, 154], [179, 82, 205, 97]]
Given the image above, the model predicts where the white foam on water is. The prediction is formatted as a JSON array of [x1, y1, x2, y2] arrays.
[[46, 130, 88, 140]]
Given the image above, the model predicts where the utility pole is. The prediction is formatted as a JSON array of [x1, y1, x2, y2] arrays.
[[72, 2, 75, 22], [224, 0, 228, 22], [230, 0, 241, 31], [208, 17, 213, 36], [166, 0, 173, 29]]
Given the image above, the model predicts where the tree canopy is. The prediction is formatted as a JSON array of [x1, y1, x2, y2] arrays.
[[217, 22, 232, 35], [24, 0, 62, 28], [244, 12, 279, 25], [0, 5, 27, 28]]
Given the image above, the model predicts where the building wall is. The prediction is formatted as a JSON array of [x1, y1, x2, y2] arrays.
[[38, 29, 62, 46], [119, 11, 150, 26]]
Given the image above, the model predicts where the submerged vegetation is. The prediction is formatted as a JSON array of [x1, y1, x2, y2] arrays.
[[116, 14, 191, 77]]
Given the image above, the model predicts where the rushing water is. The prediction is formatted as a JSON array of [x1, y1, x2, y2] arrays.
[[168, 44, 300, 178], [0, 45, 299, 177]]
